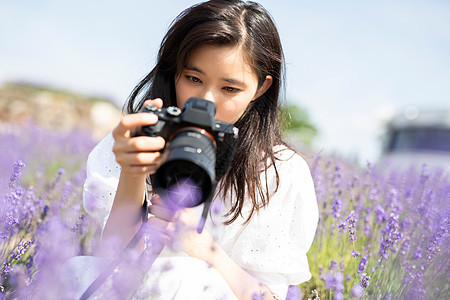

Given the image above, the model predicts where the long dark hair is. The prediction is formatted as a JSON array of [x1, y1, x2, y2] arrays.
[[126, 0, 286, 224]]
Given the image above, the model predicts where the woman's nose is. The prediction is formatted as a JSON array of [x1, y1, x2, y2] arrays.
[[200, 89, 216, 104]]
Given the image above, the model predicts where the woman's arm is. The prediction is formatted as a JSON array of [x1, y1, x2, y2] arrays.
[[101, 99, 165, 255], [101, 172, 147, 254]]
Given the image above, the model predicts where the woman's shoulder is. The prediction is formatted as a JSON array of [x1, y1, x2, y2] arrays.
[[273, 144, 310, 171], [260, 144, 314, 195]]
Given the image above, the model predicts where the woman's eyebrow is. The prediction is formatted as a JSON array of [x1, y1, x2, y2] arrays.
[[184, 65, 246, 87], [185, 65, 205, 74], [221, 77, 245, 87]]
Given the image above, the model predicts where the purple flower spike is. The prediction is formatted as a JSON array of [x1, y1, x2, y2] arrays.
[[346, 210, 358, 242], [251, 291, 265, 300], [9, 160, 26, 189], [359, 273, 371, 289], [338, 220, 347, 233], [329, 259, 337, 271], [286, 285, 302, 300], [358, 255, 368, 274], [324, 271, 345, 295], [419, 164, 430, 184], [351, 284, 364, 297], [332, 196, 342, 218], [377, 212, 402, 264], [375, 205, 386, 225]]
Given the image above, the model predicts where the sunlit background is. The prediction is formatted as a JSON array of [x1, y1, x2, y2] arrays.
[[1, 0, 449, 164]]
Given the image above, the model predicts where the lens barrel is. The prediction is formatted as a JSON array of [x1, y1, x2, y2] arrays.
[[153, 127, 216, 207]]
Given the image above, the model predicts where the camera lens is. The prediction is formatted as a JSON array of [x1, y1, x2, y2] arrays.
[[153, 127, 216, 207]]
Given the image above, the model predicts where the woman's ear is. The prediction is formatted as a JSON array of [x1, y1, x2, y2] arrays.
[[252, 75, 273, 101]]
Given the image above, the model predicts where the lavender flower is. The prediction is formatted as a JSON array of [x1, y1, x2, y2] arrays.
[[333, 164, 343, 188], [375, 205, 386, 225], [329, 260, 337, 271], [368, 186, 379, 203], [365, 161, 374, 175], [9, 240, 33, 261], [364, 224, 371, 236], [419, 164, 430, 184], [351, 284, 364, 297], [358, 255, 368, 274], [377, 212, 402, 264], [418, 189, 433, 229], [2, 261, 12, 279], [9, 160, 25, 189], [72, 214, 87, 234], [318, 265, 324, 278], [426, 215, 448, 260], [400, 236, 410, 257], [331, 196, 342, 218], [338, 219, 347, 233], [251, 291, 265, 300], [359, 273, 371, 289], [346, 210, 358, 242], [286, 285, 302, 300], [323, 271, 345, 299]]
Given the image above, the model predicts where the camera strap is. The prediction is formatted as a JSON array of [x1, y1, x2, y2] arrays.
[[196, 180, 217, 233]]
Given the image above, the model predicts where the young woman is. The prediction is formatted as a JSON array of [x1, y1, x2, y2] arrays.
[[80, 1, 319, 299]]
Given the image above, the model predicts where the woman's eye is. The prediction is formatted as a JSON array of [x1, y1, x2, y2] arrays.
[[224, 86, 240, 93], [186, 76, 201, 83]]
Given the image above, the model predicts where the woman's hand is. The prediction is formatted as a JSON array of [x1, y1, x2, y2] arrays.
[[112, 98, 166, 177], [147, 195, 275, 299]]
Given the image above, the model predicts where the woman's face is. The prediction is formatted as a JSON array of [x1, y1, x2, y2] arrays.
[[175, 44, 271, 124]]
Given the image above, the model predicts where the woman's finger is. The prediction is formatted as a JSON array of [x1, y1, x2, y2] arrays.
[[149, 203, 178, 222], [147, 215, 173, 233], [113, 136, 165, 159], [150, 194, 164, 206], [142, 98, 164, 109], [127, 136, 165, 152], [113, 113, 158, 139], [115, 150, 163, 165]]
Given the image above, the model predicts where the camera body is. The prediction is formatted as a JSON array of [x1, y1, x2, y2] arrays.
[[138, 97, 238, 208]]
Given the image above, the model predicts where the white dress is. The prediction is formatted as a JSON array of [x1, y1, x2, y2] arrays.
[[70, 133, 319, 299]]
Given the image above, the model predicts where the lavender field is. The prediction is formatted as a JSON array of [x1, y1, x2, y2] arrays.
[[1, 123, 448, 299]]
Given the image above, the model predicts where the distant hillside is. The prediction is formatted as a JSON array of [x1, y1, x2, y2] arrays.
[[0, 82, 122, 140]]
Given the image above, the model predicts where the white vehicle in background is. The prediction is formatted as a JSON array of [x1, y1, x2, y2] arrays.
[[379, 108, 450, 174]]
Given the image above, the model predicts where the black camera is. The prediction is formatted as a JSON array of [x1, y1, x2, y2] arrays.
[[138, 97, 238, 213]]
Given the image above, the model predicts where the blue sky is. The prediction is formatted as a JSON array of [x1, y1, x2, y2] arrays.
[[1, 0, 449, 163]]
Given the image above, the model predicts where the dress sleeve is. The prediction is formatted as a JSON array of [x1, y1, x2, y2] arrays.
[[82, 133, 121, 232], [229, 148, 319, 298]]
